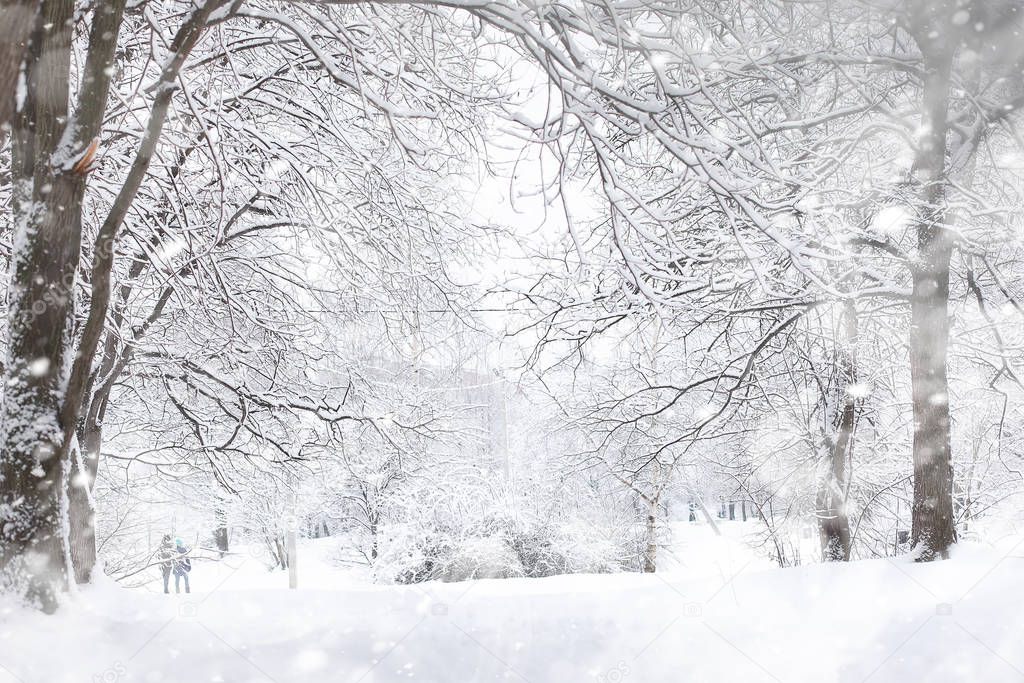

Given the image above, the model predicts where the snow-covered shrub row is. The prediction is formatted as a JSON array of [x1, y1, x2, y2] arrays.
[[377, 514, 631, 584]]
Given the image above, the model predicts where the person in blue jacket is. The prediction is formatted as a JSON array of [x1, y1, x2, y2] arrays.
[[172, 538, 192, 594]]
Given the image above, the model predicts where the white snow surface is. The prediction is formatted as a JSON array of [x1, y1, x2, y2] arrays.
[[1, 526, 1022, 682]]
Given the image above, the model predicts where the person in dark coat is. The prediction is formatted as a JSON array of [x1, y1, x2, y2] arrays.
[[157, 534, 174, 594], [172, 538, 192, 594]]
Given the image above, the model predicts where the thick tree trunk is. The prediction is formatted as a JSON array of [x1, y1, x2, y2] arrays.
[[907, 18, 957, 561], [1, 0, 127, 607], [0, 0, 79, 613], [817, 303, 857, 562], [909, 259, 957, 559]]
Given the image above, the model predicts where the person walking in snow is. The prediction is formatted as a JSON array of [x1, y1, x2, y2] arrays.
[[157, 534, 175, 594], [172, 538, 192, 594]]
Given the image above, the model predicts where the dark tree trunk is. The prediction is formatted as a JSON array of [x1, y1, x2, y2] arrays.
[[907, 9, 957, 561], [213, 508, 229, 556], [909, 264, 957, 558], [0, 0, 39, 138], [2, 0, 130, 607], [0, 0, 79, 612]]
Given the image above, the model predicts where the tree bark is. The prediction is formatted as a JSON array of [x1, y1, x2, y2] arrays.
[[817, 303, 857, 562], [0, 0, 39, 139], [640, 488, 663, 573], [369, 515, 379, 562], [0, 0, 79, 613], [214, 508, 229, 557], [907, 7, 958, 561], [1, 0, 128, 607], [642, 505, 657, 573], [68, 424, 101, 584]]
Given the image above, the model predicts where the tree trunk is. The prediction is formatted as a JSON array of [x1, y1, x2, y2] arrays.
[[642, 513, 657, 573], [817, 303, 857, 562], [907, 17, 957, 561], [909, 259, 957, 560], [642, 495, 658, 573], [68, 424, 101, 583], [0, 0, 39, 139], [369, 516, 379, 562], [0, 0, 79, 613], [213, 508, 229, 556], [1, 0, 127, 609]]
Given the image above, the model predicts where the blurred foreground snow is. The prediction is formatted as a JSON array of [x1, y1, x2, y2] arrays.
[[1, 524, 1021, 682]]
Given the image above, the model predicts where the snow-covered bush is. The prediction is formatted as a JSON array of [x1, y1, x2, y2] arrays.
[[377, 512, 628, 584], [504, 525, 567, 578]]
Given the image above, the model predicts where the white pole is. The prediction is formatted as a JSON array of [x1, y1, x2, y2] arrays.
[[287, 527, 298, 589], [287, 494, 298, 589]]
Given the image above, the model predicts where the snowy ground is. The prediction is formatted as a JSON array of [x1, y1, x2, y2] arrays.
[[1, 524, 1022, 683]]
